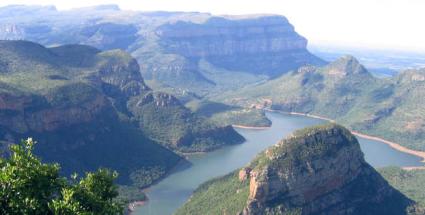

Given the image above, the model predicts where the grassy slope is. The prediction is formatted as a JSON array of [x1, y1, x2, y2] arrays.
[[175, 171, 250, 215], [186, 100, 272, 127], [379, 167, 425, 208]]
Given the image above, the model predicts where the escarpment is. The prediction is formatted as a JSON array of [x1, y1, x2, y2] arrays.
[[0, 40, 243, 183], [0, 7, 326, 97], [154, 15, 324, 78]]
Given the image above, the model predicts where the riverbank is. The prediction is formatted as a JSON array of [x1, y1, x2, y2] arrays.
[[127, 158, 191, 212], [234, 109, 425, 165], [274, 110, 425, 163], [134, 111, 425, 214], [232, 124, 271, 130], [351, 131, 425, 163], [402, 166, 425, 171]]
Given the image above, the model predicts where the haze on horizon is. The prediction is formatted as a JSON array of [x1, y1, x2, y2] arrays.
[[1, 0, 424, 52]]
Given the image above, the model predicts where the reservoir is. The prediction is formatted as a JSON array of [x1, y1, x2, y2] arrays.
[[135, 111, 423, 215]]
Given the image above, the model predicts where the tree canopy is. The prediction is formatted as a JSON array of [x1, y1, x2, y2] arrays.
[[0, 138, 124, 215]]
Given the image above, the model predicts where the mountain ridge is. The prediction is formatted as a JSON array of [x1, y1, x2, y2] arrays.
[[0, 6, 325, 100], [0, 40, 243, 184], [218, 55, 425, 151]]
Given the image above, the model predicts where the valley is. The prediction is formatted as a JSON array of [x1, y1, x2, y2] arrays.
[[0, 40, 243, 201], [135, 112, 423, 214], [216, 56, 425, 153], [0, 3, 424, 215]]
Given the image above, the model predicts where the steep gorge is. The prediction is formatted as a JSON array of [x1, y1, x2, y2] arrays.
[[177, 124, 415, 215]]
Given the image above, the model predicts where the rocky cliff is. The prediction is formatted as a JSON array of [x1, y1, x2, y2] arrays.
[[244, 124, 412, 214], [0, 40, 243, 183], [177, 124, 414, 215], [0, 6, 325, 98], [156, 16, 324, 77], [157, 16, 307, 56], [0, 41, 182, 184]]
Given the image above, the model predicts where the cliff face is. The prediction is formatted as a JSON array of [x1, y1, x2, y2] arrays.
[[0, 41, 184, 183], [244, 124, 412, 214], [177, 124, 413, 215], [0, 40, 243, 183], [0, 6, 325, 97], [0, 24, 24, 40], [0, 84, 113, 135], [155, 16, 324, 77], [157, 16, 307, 57]]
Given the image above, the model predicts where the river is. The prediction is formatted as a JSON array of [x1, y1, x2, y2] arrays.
[[135, 111, 423, 215]]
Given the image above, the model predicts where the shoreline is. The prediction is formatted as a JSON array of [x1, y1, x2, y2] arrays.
[[129, 158, 191, 212], [232, 124, 271, 130], [350, 131, 425, 164], [402, 166, 425, 171], [240, 108, 425, 164], [277, 110, 425, 163]]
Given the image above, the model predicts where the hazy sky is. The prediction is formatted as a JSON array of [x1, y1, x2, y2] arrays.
[[1, 0, 424, 52]]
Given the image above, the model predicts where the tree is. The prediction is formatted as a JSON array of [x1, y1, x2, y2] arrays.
[[0, 138, 123, 215]]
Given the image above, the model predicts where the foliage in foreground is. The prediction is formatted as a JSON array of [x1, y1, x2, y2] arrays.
[[0, 138, 123, 215]]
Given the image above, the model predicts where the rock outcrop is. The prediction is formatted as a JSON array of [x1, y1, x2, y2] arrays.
[[177, 124, 414, 215], [243, 124, 413, 214]]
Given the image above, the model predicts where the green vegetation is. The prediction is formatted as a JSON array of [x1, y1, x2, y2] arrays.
[[249, 124, 356, 171], [0, 40, 244, 194], [186, 100, 271, 127], [0, 6, 326, 109], [175, 171, 249, 215], [128, 93, 245, 153], [178, 124, 415, 215], [218, 56, 425, 151], [116, 186, 146, 204], [209, 108, 271, 127], [0, 138, 123, 215], [129, 166, 165, 188], [0, 40, 184, 205], [379, 167, 425, 207]]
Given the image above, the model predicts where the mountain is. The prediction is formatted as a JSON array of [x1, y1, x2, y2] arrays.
[[177, 124, 414, 215], [218, 56, 425, 151], [0, 5, 325, 100], [0, 40, 243, 184], [145, 15, 324, 84], [0, 40, 180, 185]]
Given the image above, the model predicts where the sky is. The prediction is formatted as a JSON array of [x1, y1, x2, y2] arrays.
[[1, 0, 424, 52]]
